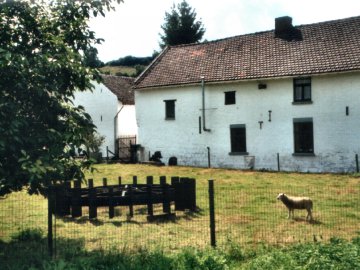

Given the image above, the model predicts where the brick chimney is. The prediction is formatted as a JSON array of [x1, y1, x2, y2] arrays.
[[275, 16, 294, 39], [274, 16, 302, 41]]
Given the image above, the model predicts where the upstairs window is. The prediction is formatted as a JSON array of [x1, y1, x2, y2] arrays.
[[230, 124, 247, 154], [225, 91, 236, 105], [293, 118, 314, 154], [164, 100, 176, 120], [293, 77, 311, 103]]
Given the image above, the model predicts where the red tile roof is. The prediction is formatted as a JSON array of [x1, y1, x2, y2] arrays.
[[134, 16, 360, 89], [101, 75, 135, 105]]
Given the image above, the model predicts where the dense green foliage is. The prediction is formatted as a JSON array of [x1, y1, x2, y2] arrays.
[[0, 0, 121, 196], [159, 0, 205, 48], [83, 47, 104, 68], [107, 55, 155, 67], [1, 228, 359, 270]]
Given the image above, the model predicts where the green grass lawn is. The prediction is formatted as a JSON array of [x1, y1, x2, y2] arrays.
[[0, 164, 359, 253]]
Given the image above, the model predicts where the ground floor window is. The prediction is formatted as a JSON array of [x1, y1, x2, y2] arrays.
[[293, 118, 314, 154], [164, 99, 176, 120], [230, 124, 247, 154]]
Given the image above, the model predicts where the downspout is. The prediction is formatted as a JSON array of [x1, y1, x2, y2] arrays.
[[201, 77, 211, 132], [114, 104, 124, 156]]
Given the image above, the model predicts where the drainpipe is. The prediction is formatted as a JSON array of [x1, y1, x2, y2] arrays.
[[201, 77, 211, 132]]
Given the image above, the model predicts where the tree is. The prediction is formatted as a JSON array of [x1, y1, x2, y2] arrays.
[[159, 0, 205, 48], [0, 0, 122, 196], [84, 47, 104, 68]]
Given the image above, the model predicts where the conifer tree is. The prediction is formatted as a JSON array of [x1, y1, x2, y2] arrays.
[[160, 0, 205, 48]]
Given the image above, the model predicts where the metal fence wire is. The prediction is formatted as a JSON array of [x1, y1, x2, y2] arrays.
[[0, 174, 359, 261]]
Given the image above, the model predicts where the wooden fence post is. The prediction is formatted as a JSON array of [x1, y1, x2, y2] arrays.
[[72, 180, 82, 218], [356, 154, 359, 173], [208, 180, 216, 247], [88, 179, 97, 219], [133, 176, 137, 186], [129, 185, 134, 217], [147, 176, 153, 216], [109, 186, 114, 219], [160, 176, 170, 214], [187, 178, 196, 211], [103, 177, 107, 187], [118, 176, 122, 185], [47, 185, 54, 258], [277, 153, 280, 172]]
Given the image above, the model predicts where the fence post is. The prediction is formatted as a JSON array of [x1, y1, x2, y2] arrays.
[[88, 179, 97, 219], [277, 153, 280, 172], [103, 177, 108, 187], [147, 176, 154, 216], [109, 186, 114, 219], [356, 154, 359, 173], [72, 180, 82, 218], [208, 180, 216, 247], [133, 176, 137, 186], [129, 185, 134, 217], [160, 176, 170, 214], [118, 176, 122, 185], [48, 185, 54, 258]]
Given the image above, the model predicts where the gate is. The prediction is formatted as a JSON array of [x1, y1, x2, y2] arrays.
[[117, 135, 136, 162]]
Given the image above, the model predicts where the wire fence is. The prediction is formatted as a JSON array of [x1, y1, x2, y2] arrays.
[[0, 173, 359, 262]]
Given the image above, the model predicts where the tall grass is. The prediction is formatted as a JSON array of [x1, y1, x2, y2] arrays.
[[1, 229, 359, 270]]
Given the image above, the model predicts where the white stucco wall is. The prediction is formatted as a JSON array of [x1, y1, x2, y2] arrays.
[[117, 104, 138, 137], [135, 72, 360, 172], [73, 81, 118, 157]]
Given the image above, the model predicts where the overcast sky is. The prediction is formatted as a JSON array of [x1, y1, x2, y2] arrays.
[[89, 0, 360, 62]]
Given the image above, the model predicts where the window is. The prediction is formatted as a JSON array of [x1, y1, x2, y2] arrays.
[[293, 118, 314, 154], [164, 100, 176, 120], [293, 77, 311, 103], [230, 124, 247, 154], [225, 91, 236, 105]]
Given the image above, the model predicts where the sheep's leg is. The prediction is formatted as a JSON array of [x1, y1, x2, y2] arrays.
[[288, 209, 294, 219], [307, 209, 313, 221]]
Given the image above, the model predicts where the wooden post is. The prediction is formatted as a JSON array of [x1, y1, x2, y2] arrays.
[[208, 180, 216, 247], [160, 176, 170, 213], [118, 176, 122, 185], [88, 179, 97, 219], [356, 154, 359, 173], [147, 183, 153, 217], [175, 177, 187, 211], [146, 176, 153, 185], [63, 181, 71, 216], [72, 180, 82, 218], [277, 153, 280, 171], [47, 185, 54, 257], [103, 177, 107, 187], [187, 178, 196, 211], [109, 187, 114, 219], [171, 176, 179, 186], [133, 176, 137, 185], [129, 185, 134, 217]]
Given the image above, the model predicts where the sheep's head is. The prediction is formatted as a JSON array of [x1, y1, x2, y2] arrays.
[[277, 193, 286, 200]]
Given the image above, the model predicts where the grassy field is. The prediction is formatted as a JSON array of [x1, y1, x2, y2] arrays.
[[0, 164, 359, 253], [99, 65, 138, 76]]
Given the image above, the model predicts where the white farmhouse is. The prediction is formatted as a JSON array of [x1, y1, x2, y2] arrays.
[[134, 16, 360, 172], [73, 75, 136, 158]]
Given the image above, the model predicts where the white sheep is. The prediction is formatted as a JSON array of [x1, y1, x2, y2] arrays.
[[276, 193, 313, 221]]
